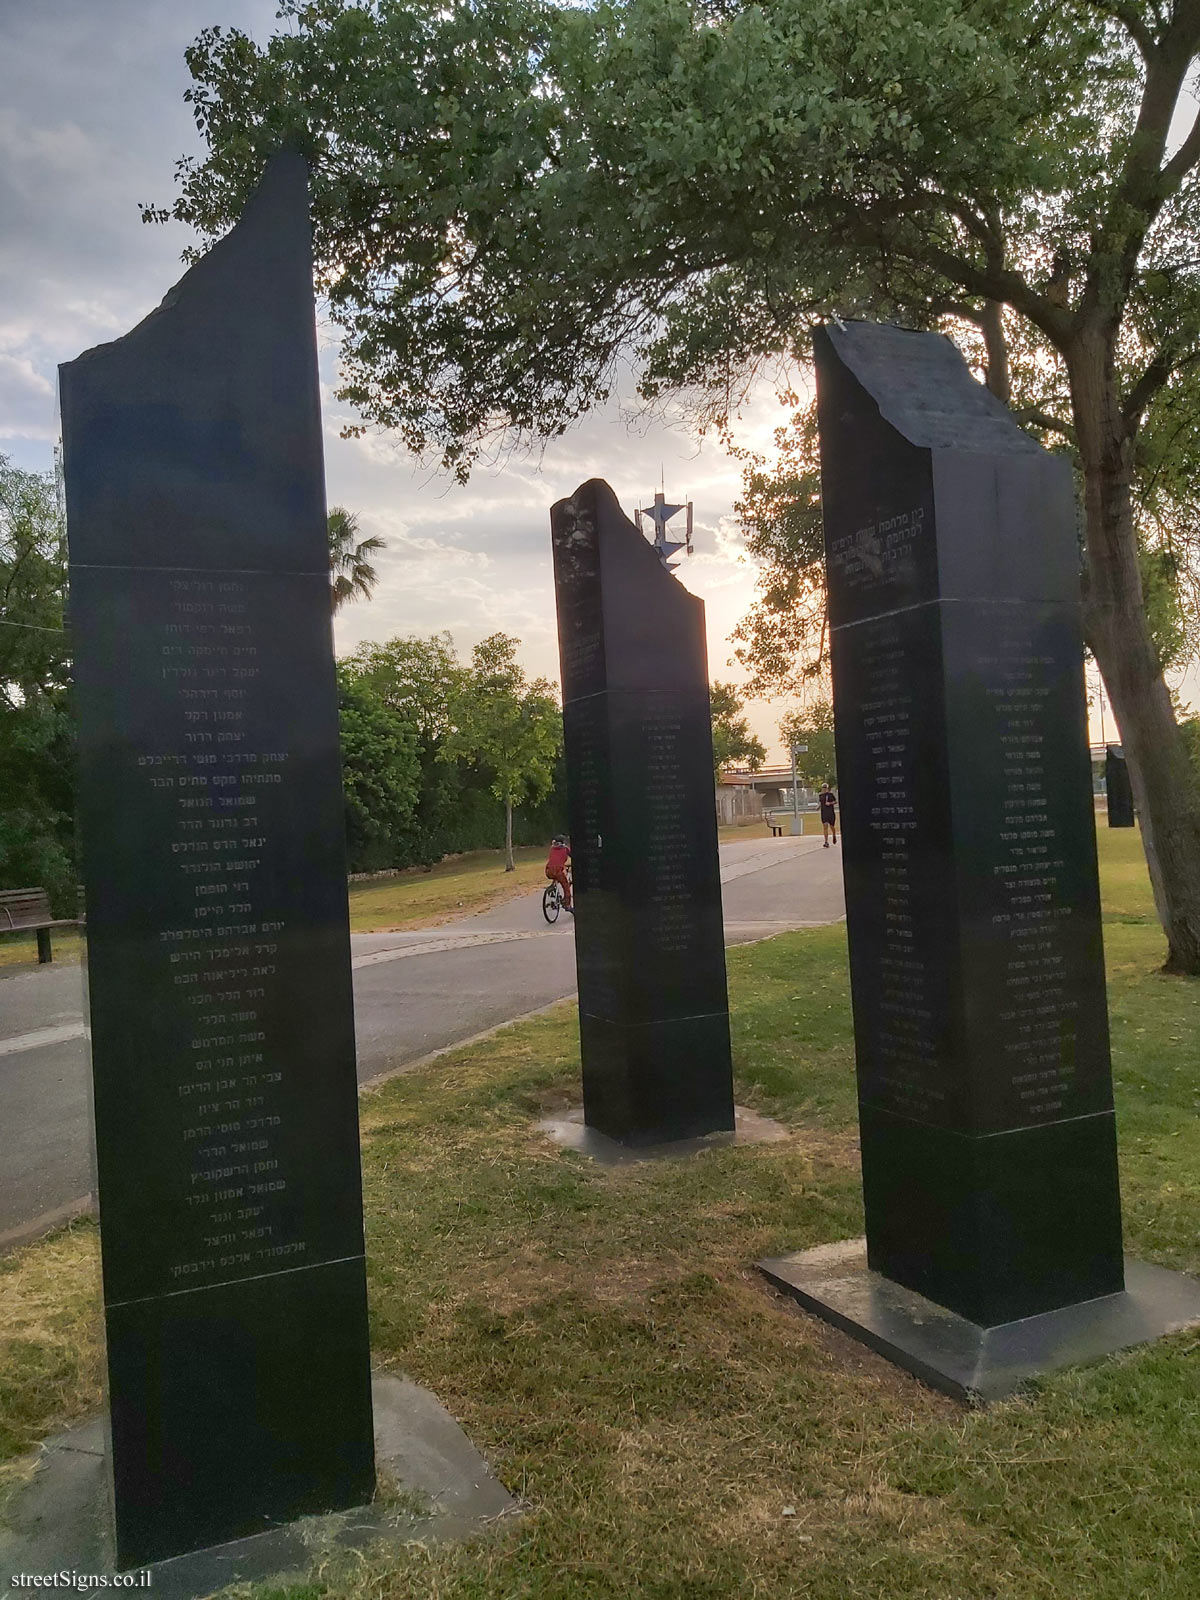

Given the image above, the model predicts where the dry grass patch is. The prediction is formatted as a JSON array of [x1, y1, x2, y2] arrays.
[[0, 930, 81, 970], [0, 1220, 102, 1462]]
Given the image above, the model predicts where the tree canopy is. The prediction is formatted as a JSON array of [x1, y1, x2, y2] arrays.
[[337, 630, 565, 868], [328, 504, 385, 611], [0, 456, 75, 911], [164, 1, 1199, 472], [778, 697, 838, 790], [1, 454, 68, 706], [441, 632, 562, 868], [728, 403, 826, 699], [709, 680, 766, 780], [339, 630, 462, 747], [335, 663, 422, 863], [160, 0, 1200, 968]]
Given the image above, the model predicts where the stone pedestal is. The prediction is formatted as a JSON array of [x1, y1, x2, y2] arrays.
[[0, 1376, 515, 1599], [760, 1240, 1200, 1404]]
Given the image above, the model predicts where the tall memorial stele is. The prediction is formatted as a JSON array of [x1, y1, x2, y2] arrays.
[[59, 154, 375, 1568], [761, 322, 1200, 1398], [1106, 744, 1135, 827], [550, 480, 734, 1146]]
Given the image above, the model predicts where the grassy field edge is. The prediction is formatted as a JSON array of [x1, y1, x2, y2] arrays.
[[2, 829, 1198, 1598]]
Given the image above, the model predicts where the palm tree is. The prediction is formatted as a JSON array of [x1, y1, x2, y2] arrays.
[[328, 506, 385, 612]]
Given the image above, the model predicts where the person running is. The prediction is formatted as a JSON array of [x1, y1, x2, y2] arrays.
[[545, 835, 573, 911], [818, 782, 838, 847]]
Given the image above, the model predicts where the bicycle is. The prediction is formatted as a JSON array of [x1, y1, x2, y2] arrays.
[[542, 867, 572, 925]]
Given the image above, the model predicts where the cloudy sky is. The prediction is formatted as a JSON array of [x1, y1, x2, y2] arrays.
[[0, 0, 806, 758], [4, 0, 1170, 753]]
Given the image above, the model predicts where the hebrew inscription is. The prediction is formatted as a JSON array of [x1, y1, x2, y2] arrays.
[[60, 153, 374, 1568], [551, 479, 734, 1145], [69, 563, 362, 1305], [816, 319, 1122, 1324]]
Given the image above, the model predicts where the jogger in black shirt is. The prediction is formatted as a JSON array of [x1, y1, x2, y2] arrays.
[[818, 783, 838, 847]]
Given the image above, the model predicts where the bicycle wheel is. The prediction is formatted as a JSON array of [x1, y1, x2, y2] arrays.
[[542, 883, 561, 924]]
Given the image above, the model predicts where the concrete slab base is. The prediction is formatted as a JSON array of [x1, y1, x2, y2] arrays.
[[0, 1374, 516, 1598], [537, 1103, 789, 1166], [759, 1237, 1200, 1404]]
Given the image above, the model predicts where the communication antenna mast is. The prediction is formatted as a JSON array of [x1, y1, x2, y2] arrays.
[[634, 489, 694, 570]]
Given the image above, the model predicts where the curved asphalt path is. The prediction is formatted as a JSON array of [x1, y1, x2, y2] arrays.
[[0, 834, 844, 1250]]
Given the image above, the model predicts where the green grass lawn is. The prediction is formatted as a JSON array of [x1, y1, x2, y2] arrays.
[[347, 846, 547, 932], [3, 827, 1199, 1597], [0, 850, 545, 972], [719, 815, 823, 842], [718, 819, 776, 842], [1098, 820, 1158, 920], [0, 829, 802, 969]]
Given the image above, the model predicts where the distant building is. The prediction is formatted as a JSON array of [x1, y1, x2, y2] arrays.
[[715, 765, 813, 826]]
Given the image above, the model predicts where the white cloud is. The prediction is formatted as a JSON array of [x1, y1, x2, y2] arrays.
[[0, 108, 94, 188], [0, 0, 279, 457], [0, 0, 803, 755], [0, 353, 56, 439]]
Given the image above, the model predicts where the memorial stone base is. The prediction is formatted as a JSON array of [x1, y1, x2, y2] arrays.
[[0, 1376, 516, 1600], [759, 1239, 1200, 1404], [538, 1103, 788, 1166]]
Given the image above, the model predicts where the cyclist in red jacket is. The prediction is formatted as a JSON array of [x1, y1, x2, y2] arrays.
[[545, 836, 573, 911]]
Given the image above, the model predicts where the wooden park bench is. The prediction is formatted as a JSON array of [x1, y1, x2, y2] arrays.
[[765, 808, 816, 837], [0, 888, 78, 964], [766, 809, 801, 837]]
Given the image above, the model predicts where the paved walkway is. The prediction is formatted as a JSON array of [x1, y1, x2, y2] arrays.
[[0, 835, 844, 1249]]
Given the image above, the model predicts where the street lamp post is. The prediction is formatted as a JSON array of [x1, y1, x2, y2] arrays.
[[790, 744, 807, 835]]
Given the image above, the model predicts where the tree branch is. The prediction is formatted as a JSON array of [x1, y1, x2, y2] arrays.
[[1013, 407, 1075, 439], [1123, 343, 1200, 426], [980, 299, 1011, 403], [1089, 0, 1200, 319], [0, 539, 37, 614], [916, 243, 1075, 347], [1084, 0, 1157, 60], [947, 200, 995, 251], [1162, 103, 1200, 185], [1139, 408, 1197, 502], [927, 298, 984, 325]]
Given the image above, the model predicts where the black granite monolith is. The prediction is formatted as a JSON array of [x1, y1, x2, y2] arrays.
[[811, 322, 1124, 1328], [550, 480, 734, 1146], [1106, 744, 1135, 827], [59, 153, 375, 1570]]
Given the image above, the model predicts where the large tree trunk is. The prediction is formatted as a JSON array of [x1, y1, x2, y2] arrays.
[[1071, 335, 1200, 974], [504, 797, 514, 871]]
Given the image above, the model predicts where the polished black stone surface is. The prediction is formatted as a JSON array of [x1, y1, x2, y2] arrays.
[[59, 152, 374, 1569], [577, 1011, 734, 1145], [858, 1107, 1123, 1326], [814, 321, 1124, 1328], [106, 1261, 375, 1564], [66, 567, 363, 1307], [759, 1239, 1200, 1404], [551, 480, 734, 1145], [1106, 744, 1135, 827]]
